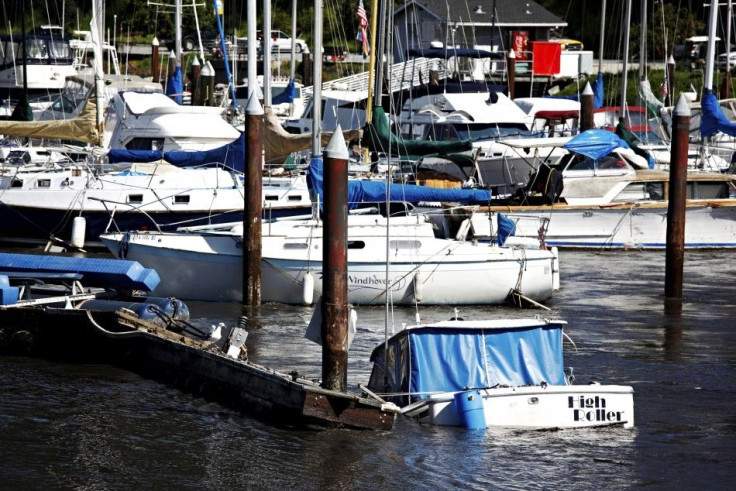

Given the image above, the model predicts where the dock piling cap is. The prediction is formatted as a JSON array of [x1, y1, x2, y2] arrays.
[[324, 124, 349, 160], [245, 91, 264, 116], [674, 93, 690, 117]]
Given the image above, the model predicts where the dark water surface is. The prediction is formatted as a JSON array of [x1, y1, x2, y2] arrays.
[[1, 250, 735, 489]]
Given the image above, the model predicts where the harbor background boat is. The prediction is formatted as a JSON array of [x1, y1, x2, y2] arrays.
[[0, 248, 734, 487]]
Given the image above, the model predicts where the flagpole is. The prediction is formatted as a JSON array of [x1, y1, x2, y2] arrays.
[[366, 0, 379, 125]]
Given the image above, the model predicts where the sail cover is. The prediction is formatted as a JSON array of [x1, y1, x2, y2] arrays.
[[307, 155, 491, 209], [701, 88, 736, 138], [370, 322, 566, 401], [0, 100, 100, 143]]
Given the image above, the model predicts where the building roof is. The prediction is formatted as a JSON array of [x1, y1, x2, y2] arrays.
[[397, 0, 567, 27]]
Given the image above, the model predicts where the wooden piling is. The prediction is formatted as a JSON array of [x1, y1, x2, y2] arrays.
[[201, 61, 216, 106], [507, 49, 516, 100], [580, 82, 594, 132], [190, 56, 201, 106], [321, 127, 349, 392], [243, 94, 264, 307], [664, 94, 690, 313]]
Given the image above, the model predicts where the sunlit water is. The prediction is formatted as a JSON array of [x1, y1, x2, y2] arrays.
[[1, 250, 734, 488]]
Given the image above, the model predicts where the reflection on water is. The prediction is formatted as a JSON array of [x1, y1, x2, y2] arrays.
[[1, 251, 735, 487]]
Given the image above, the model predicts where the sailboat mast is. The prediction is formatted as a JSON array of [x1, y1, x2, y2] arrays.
[[365, 0, 379, 124], [638, 0, 646, 83], [263, 0, 271, 106], [620, 0, 633, 119], [598, 0, 606, 73], [311, 0, 323, 156], [704, 0, 719, 91], [290, 0, 297, 80], [247, 0, 257, 100]]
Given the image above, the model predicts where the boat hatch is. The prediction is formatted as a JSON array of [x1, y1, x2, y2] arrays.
[[127, 194, 143, 204], [173, 195, 190, 204]]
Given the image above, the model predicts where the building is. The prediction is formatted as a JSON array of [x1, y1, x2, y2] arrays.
[[392, 0, 568, 62]]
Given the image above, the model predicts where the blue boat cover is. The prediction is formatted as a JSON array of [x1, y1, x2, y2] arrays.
[[497, 213, 516, 246], [372, 323, 566, 400], [306, 155, 491, 209], [165, 65, 184, 104], [272, 78, 297, 105], [563, 128, 630, 160], [700, 88, 736, 138], [107, 132, 246, 172]]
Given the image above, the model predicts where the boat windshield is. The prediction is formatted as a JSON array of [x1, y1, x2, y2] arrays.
[[453, 123, 533, 141]]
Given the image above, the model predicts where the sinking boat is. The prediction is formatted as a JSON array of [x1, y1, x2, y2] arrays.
[[366, 317, 635, 430]]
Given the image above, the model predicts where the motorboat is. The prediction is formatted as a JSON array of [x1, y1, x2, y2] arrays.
[[366, 317, 635, 430]]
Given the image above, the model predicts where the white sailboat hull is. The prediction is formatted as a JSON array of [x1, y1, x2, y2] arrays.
[[427, 385, 635, 429]]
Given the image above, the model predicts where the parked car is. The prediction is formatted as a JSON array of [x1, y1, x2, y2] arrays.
[[182, 29, 232, 52], [554, 39, 584, 51], [716, 51, 736, 70], [258, 30, 309, 54]]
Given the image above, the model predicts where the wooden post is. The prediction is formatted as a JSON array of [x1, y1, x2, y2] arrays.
[[201, 61, 216, 106], [243, 93, 264, 307], [190, 56, 201, 106], [152, 37, 160, 84], [506, 49, 516, 100], [664, 94, 690, 313], [580, 82, 594, 132], [667, 55, 676, 106], [321, 126, 349, 392], [302, 52, 312, 87]]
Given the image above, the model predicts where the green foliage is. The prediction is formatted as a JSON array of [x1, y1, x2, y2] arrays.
[[629, 3, 704, 60]]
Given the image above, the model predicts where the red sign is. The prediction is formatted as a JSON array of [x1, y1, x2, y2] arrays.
[[512, 31, 529, 60]]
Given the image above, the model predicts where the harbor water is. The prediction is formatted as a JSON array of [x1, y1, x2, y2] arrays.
[[1, 250, 735, 488]]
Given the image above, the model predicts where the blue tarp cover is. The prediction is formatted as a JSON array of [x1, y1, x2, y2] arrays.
[[563, 128, 630, 160], [107, 132, 246, 172], [700, 88, 736, 138], [306, 155, 491, 208], [379, 324, 566, 398], [272, 78, 297, 105]]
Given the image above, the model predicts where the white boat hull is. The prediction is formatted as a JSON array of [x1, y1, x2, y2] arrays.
[[482, 202, 736, 249], [427, 384, 635, 429]]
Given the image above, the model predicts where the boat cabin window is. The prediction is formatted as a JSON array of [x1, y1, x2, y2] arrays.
[[347, 240, 366, 249], [690, 181, 730, 199], [264, 194, 279, 201], [454, 123, 532, 141], [566, 154, 632, 171], [126, 138, 165, 151], [26, 39, 49, 60], [283, 242, 309, 249], [288, 194, 304, 201], [11, 179, 23, 188], [173, 195, 190, 204], [390, 240, 421, 250], [35, 179, 51, 188], [127, 194, 143, 204], [613, 182, 663, 202]]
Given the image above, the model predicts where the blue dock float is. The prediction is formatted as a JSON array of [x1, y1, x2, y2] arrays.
[[0, 253, 160, 292]]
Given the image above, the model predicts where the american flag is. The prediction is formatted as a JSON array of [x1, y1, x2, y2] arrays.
[[660, 78, 669, 100], [356, 0, 370, 56]]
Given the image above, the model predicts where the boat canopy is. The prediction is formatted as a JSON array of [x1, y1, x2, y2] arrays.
[[363, 106, 473, 159], [307, 155, 491, 209], [369, 319, 567, 402], [701, 88, 736, 138]]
